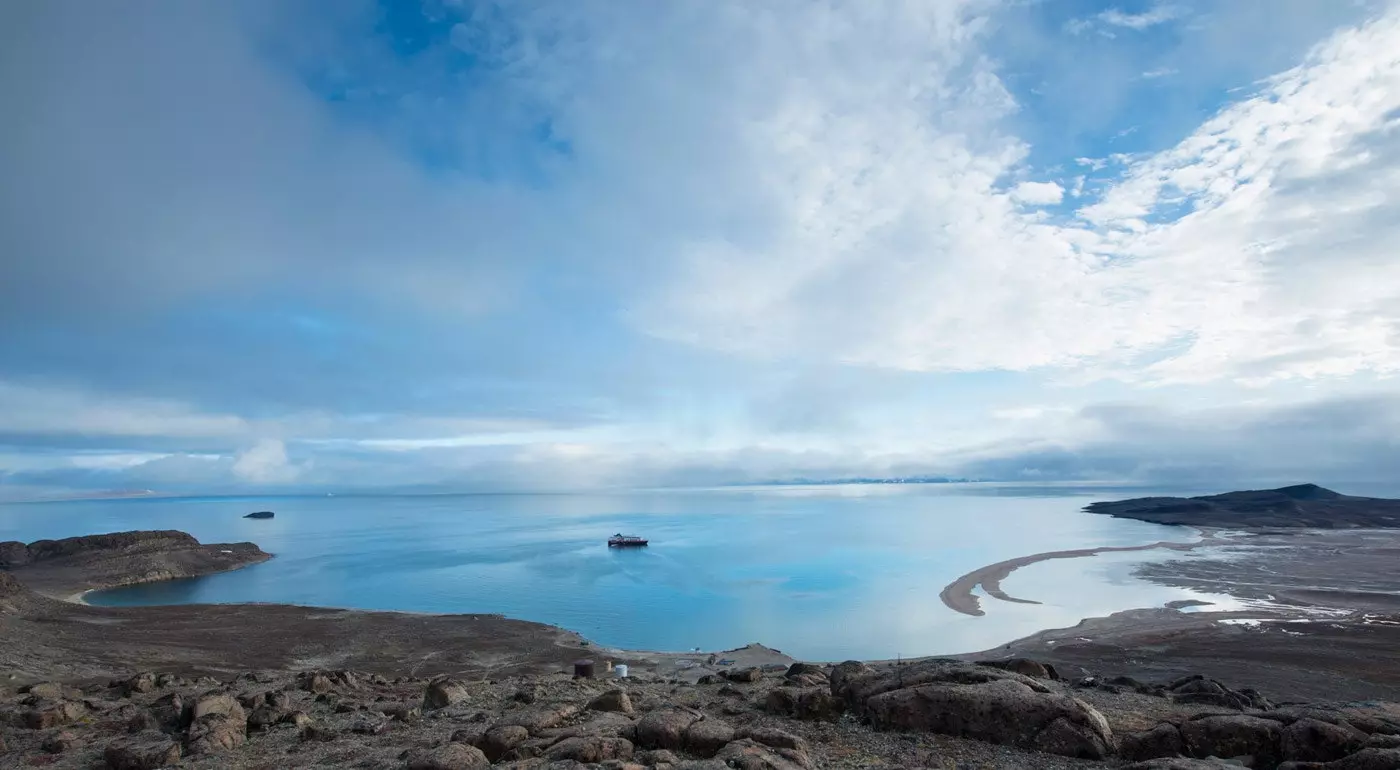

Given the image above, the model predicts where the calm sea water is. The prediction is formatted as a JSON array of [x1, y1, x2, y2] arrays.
[[0, 484, 1246, 660]]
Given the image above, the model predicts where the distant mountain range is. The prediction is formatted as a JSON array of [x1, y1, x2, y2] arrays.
[[750, 476, 977, 486]]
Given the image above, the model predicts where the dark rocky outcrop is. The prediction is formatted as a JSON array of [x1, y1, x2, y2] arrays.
[[0, 530, 270, 596], [1085, 484, 1400, 528], [243, 511, 275, 519], [833, 658, 1114, 759]]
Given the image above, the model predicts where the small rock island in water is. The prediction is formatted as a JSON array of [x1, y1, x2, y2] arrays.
[[1086, 483, 1400, 528], [243, 511, 275, 519]]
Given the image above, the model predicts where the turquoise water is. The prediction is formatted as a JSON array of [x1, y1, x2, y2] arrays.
[[0, 484, 1237, 660]]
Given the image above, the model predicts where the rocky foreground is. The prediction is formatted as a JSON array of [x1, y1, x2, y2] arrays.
[[5, 640, 1400, 770]]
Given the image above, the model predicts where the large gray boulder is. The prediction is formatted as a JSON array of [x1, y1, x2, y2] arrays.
[[635, 708, 702, 751], [846, 665, 1114, 759], [1281, 718, 1367, 763], [1179, 714, 1282, 768]]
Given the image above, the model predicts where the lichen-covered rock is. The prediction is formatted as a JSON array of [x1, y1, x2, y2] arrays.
[[190, 693, 244, 724], [725, 667, 762, 683], [481, 724, 531, 761], [24, 682, 66, 700], [635, 708, 702, 751], [124, 673, 157, 695], [1322, 748, 1400, 769], [1179, 714, 1282, 768], [1121, 723, 1186, 762], [424, 677, 471, 710], [714, 738, 811, 770], [499, 703, 582, 733], [684, 718, 735, 757], [186, 714, 246, 755], [103, 734, 182, 769], [1282, 718, 1367, 763], [148, 693, 186, 729], [23, 699, 85, 729], [977, 658, 1060, 680], [281, 710, 312, 728], [406, 742, 491, 770], [863, 677, 1114, 759], [42, 729, 81, 753], [589, 689, 634, 714], [545, 736, 635, 763], [834, 658, 1053, 715], [246, 704, 287, 731]]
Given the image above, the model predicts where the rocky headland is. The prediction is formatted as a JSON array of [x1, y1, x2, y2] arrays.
[[1084, 484, 1400, 528], [0, 530, 270, 600]]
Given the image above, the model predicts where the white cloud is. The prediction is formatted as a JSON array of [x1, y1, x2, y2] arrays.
[[631, 6, 1400, 383], [1099, 5, 1183, 31], [1141, 67, 1179, 79], [1011, 181, 1065, 205], [231, 439, 301, 484]]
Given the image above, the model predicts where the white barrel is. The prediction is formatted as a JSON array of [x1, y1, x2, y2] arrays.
[[614, 664, 629, 678]]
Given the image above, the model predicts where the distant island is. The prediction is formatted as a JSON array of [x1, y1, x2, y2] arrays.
[[1085, 483, 1400, 528], [244, 511, 275, 519]]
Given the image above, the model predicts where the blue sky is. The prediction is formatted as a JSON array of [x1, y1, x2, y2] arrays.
[[3, 0, 1400, 498]]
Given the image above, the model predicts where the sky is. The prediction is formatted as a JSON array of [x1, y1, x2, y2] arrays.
[[3, 0, 1400, 498]]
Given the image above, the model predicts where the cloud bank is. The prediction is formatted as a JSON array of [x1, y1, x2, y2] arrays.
[[2, 0, 1400, 497]]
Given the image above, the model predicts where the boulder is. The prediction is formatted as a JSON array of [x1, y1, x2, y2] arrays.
[[638, 749, 682, 765], [499, 704, 582, 733], [863, 677, 1114, 759], [1121, 723, 1186, 762], [546, 736, 635, 763], [281, 711, 313, 728], [725, 667, 763, 683], [190, 693, 244, 723], [714, 738, 811, 770], [103, 735, 182, 770], [1179, 714, 1282, 768], [149, 693, 186, 729], [246, 704, 288, 731], [23, 699, 86, 729], [589, 689, 635, 715], [351, 718, 390, 735], [302, 673, 334, 694], [736, 727, 807, 753], [784, 663, 824, 680], [124, 673, 157, 695], [42, 730, 81, 753], [1322, 749, 1400, 769], [24, 682, 66, 700], [186, 714, 247, 755], [1124, 761, 1251, 769], [635, 708, 702, 751], [481, 724, 532, 761], [834, 658, 1052, 713], [977, 658, 1060, 680], [406, 742, 491, 770], [1366, 735, 1400, 749], [1282, 718, 1366, 763], [424, 677, 471, 710], [450, 725, 488, 746], [684, 718, 735, 757]]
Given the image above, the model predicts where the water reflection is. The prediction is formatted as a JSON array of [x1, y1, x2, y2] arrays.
[[4, 486, 1234, 659]]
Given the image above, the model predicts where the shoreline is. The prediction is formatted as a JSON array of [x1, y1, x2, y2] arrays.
[[937, 527, 1221, 617], [27, 529, 1233, 665]]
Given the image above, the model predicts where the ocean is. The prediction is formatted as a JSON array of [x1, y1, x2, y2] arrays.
[[0, 484, 1242, 660]]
